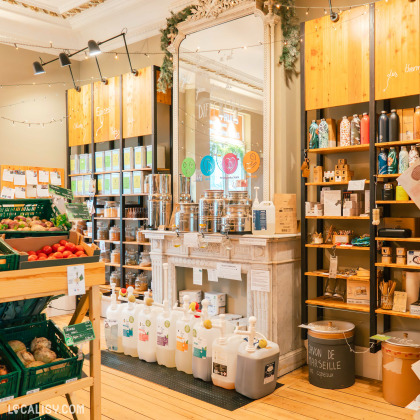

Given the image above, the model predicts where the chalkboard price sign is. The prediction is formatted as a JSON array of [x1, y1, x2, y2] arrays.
[[66, 202, 90, 221], [63, 321, 96, 346], [49, 184, 73, 200]]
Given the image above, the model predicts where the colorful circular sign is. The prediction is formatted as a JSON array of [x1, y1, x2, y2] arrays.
[[181, 157, 196, 177], [200, 155, 215, 177], [243, 151, 261, 174], [222, 153, 238, 175]]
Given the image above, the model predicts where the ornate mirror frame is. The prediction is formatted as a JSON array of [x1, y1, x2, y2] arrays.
[[170, 0, 279, 202]]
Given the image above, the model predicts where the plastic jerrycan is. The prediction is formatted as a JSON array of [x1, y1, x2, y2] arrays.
[[252, 187, 276, 235], [104, 283, 123, 353], [234, 316, 280, 399], [175, 295, 194, 374], [192, 299, 221, 381], [137, 293, 159, 363], [156, 300, 179, 368], [121, 287, 139, 357], [211, 314, 244, 389]]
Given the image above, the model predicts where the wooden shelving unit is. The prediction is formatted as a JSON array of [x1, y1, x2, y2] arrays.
[[123, 265, 152, 271], [305, 180, 370, 186], [375, 308, 420, 319], [307, 144, 370, 154], [305, 244, 369, 251], [123, 241, 151, 246], [375, 262, 420, 270], [0, 263, 105, 418], [375, 200, 414, 204], [306, 298, 370, 313], [375, 237, 420, 242], [305, 216, 370, 220], [374, 139, 420, 148]]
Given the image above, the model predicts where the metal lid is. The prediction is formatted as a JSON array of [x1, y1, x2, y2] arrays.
[[307, 320, 355, 333], [386, 331, 420, 348], [381, 110, 387, 114], [391, 109, 396, 113]]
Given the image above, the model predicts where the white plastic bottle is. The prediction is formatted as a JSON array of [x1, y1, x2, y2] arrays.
[[192, 299, 221, 382], [211, 314, 244, 389], [137, 294, 158, 363], [156, 300, 179, 368], [175, 295, 194, 374], [252, 187, 276, 236], [104, 283, 123, 353], [234, 316, 280, 399], [121, 287, 139, 357]]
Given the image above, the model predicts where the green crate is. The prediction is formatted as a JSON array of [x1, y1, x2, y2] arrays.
[[0, 240, 19, 272], [0, 404, 39, 420], [32, 416, 60, 420], [0, 320, 83, 396], [0, 344, 21, 401]]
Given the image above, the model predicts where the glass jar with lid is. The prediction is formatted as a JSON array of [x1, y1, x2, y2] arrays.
[[136, 228, 147, 243], [99, 250, 110, 263], [135, 273, 148, 292], [110, 269, 121, 285], [104, 201, 119, 218], [139, 251, 151, 267], [109, 226, 120, 242], [125, 226, 136, 242], [111, 246, 121, 265], [125, 249, 138, 266], [125, 271, 136, 288]]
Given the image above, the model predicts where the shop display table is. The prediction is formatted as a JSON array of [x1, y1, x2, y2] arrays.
[[0, 262, 105, 419], [146, 231, 305, 375]]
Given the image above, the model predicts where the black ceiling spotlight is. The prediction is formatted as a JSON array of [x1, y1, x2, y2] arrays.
[[328, 0, 339, 22], [32, 59, 45, 75], [88, 40, 101, 56]]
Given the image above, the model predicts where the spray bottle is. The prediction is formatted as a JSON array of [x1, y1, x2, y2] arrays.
[[121, 286, 139, 357], [175, 295, 194, 374], [104, 283, 123, 353], [211, 314, 244, 389], [234, 316, 280, 399]]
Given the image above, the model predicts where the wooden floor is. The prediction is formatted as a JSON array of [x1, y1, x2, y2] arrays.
[[38, 315, 413, 420]]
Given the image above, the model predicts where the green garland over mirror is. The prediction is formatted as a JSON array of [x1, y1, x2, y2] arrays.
[[158, 0, 299, 93]]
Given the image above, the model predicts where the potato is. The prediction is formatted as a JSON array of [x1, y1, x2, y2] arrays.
[[8, 340, 26, 353], [17, 351, 35, 366], [34, 348, 56, 364], [49, 358, 67, 371], [26, 361, 46, 374], [0, 364, 9, 376], [30, 337, 51, 353]]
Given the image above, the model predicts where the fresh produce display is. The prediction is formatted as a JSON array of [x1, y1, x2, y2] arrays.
[[0, 216, 63, 232], [26, 240, 87, 261], [51, 213, 72, 231], [0, 363, 9, 383]]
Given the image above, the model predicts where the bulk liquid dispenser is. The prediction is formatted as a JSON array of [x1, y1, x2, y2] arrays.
[[121, 287, 139, 357], [104, 283, 123, 353]]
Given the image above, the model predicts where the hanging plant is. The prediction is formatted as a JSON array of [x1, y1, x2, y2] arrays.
[[158, 0, 299, 92]]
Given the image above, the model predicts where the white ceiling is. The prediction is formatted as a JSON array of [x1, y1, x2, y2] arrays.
[[0, 0, 191, 58]]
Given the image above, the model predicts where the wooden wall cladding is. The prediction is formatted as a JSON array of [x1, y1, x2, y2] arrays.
[[375, 0, 420, 100], [305, 7, 370, 110], [68, 84, 92, 146], [93, 76, 121, 143]]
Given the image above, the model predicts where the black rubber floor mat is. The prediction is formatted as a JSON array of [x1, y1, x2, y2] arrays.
[[96, 350, 283, 410]]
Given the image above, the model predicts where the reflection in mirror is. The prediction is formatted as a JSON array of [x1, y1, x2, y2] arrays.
[[178, 14, 264, 204]]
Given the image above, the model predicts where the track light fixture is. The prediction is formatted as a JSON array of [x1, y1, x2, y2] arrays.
[[328, 0, 339, 22], [32, 29, 138, 90]]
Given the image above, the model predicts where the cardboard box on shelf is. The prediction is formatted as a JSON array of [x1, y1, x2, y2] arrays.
[[83, 175, 91, 195], [123, 147, 134, 170], [179, 290, 202, 304], [97, 174, 104, 195], [112, 149, 120, 171], [384, 217, 420, 237], [70, 155, 79, 174], [204, 292, 226, 307], [313, 166, 323, 183], [134, 146, 146, 169], [338, 159, 347, 165], [95, 151, 105, 173], [274, 194, 298, 234], [76, 176, 84, 196], [402, 108, 414, 141], [103, 174, 111, 195], [123, 172, 133, 195], [208, 305, 226, 316], [324, 190, 342, 216], [407, 250, 420, 266], [323, 171, 334, 182], [79, 154, 88, 174], [111, 173, 120, 195], [347, 277, 370, 305], [133, 171, 144, 194]]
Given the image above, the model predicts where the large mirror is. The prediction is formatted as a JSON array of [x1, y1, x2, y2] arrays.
[[172, 1, 277, 203]]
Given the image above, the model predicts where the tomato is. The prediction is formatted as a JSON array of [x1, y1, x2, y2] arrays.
[[28, 251, 36, 256], [67, 254, 77, 259], [36, 250, 44, 255], [37, 253, 47, 259], [57, 246, 66, 253], [52, 243, 60, 252], [65, 243, 76, 252], [47, 256, 56, 260], [75, 245, 84, 252], [28, 255, 38, 262], [75, 251, 85, 257], [62, 251, 72, 259], [77, 253, 87, 258], [53, 252, 63, 259], [38, 256, 47, 261], [42, 246, 52, 255], [59, 240, 67, 246]]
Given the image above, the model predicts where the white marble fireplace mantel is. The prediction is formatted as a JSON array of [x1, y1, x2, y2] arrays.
[[144, 231, 305, 375]]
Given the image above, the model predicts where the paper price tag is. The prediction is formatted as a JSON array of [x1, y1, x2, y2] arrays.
[[99, 241, 106, 252], [329, 256, 338, 278], [348, 179, 366, 191], [67, 265, 86, 296], [63, 321, 95, 346], [193, 268, 203, 285]]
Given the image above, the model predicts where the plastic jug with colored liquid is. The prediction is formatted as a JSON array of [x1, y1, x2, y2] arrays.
[[211, 314, 244, 389], [234, 316, 280, 399], [192, 299, 221, 382], [104, 283, 123, 353], [175, 295, 194, 374], [137, 293, 159, 363], [252, 187, 275, 236], [121, 287, 139, 357]]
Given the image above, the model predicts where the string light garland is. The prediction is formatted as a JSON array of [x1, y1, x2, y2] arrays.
[[0, 115, 68, 127]]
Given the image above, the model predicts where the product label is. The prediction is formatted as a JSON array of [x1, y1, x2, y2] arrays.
[[264, 361, 276, 384], [157, 320, 170, 347], [122, 316, 134, 338], [0, 395, 14, 403], [253, 209, 267, 231], [96, 155, 103, 171], [105, 155, 111, 170], [212, 349, 228, 376], [138, 319, 151, 342], [112, 153, 119, 169], [212, 362, 227, 377], [192, 336, 207, 359], [135, 151, 141, 165], [133, 174, 141, 189], [124, 152, 130, 167], [70, 160, 75, 171], [97, 178, 103, 192], [104, 318, 119, 351], [104, 177, 110, 192], [176, 325, 190, 352], [79, 158, 86, 171]]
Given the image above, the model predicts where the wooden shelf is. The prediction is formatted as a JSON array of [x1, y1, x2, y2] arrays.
[[305, 270, 368, 280], [122, 168, 152, 172], [68, 173, 92, 177], [376, 174, 400, 179], [376, 262, 420, 270], [95, 194, 120, 197], [375, 139, 420, 148], [123, 193, 148, 197], [94, 217, 120, 220], [375, 200, 414, 204], [376, 237, 420, 242], [306, 297, 370, 313], [105, 262, 120, 268], [306, 180, 369, 186], [123, 265, 152, 271], [123, 218, 148, 221], [124, 241, 151, 246], [99, 284, 147, 296], [306, 244, 369, 251], [94, 170, 118, 175], [94, 240, 120, 244], [73, 195, 90, 198], [307, 144, 370, 154], [375, 308, 420, 319], [306, 216, 369, 220]]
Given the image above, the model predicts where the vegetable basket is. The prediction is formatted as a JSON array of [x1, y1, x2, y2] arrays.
[[0, 343, 21, 401], [0, 240, 19, 272], [32, 416, 60, 420], [0, 319, 83, 395]]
